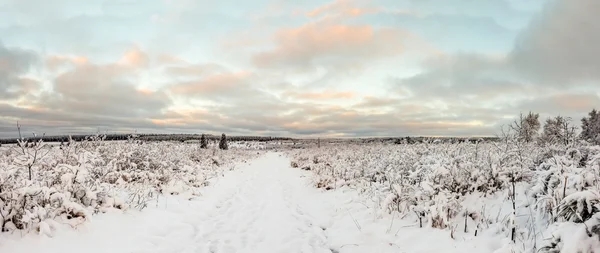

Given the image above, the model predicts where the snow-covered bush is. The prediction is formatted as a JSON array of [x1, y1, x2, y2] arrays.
[[0, 137, 261, 235], [285, 139, 600, 252]]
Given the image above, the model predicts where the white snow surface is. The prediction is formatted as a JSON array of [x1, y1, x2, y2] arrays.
[[0, 152, 493, 253]]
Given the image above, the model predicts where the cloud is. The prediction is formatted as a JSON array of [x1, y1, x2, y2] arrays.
[[306, 0, 381, 18], [149, 108, 224, 128], [164, 63, 228, 78], [252, 20, 410, 72], [0, 42, 39, 99], [398, 14, 515, 52], [15, 49, 173, 133], [283, 90, 355, 100], [43, 64, 169, 117], [119, 48, 149, 68], [518, 93, 600, 117], [511, 0, 600, 84], [264, 104, 495, 137], [394, 53, 532, 102], [0, 103, 165, 137], [149, 100, 497, 137], [401, 0, 534, 30], [388, 0, 600, 130], [1, 0, 596, 138], [45, 55, 89, 71], [156, 54, 188, 66], [354, 96, 401, 108], [0, 49, 174, 137], [169, 71, 255, 101]]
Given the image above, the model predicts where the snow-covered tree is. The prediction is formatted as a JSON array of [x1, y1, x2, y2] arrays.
[[581, 109, 600, 144], [200, 134, 208, 149], [511, 111, 541, 143], [540, 116, 577, 145], [219, 133, 228, 150]]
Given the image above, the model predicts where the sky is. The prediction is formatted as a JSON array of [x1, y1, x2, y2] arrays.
[[0, 0, 599, 138]]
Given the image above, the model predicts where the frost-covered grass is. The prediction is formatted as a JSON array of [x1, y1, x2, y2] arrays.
[[285, 139, 600, 253], [0, 136, 262, 237]]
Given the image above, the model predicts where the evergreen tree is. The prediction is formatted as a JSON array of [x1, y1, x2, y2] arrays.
[[200, 134, 208, 149], [581, 109, 600, 144], [219, 133, 228, 150]]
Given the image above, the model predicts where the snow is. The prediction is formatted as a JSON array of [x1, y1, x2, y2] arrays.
[[0, 152, 498, 253], [284, 141, 600, 252]]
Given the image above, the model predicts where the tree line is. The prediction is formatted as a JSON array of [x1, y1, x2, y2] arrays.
[[0, 133, 292, 145], [507, 108, 600, 145]]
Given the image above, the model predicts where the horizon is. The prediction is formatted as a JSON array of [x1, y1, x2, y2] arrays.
[[1, 0, 599, 138], [0, 130, 500, 141]]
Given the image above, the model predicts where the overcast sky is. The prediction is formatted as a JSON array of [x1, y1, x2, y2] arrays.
[[0, 0, 598, 138]]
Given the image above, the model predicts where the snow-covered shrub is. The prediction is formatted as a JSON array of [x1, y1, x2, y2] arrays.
[[0, 137, 262, 235], [557, 191, 600, 223], [541, 213, 600, 253], [284, 139, 600, 252]]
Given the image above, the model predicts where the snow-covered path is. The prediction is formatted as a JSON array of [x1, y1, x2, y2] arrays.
[[0, 152, 493, 253], [144, 152, 334, 253], [0, 153, 334, 253]]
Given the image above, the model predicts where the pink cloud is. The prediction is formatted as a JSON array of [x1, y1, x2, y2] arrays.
[[150, 109, 218, 127], [37, 53, 171, 119], [253, 21, 409, 71], [45, 55, 89, 71], [549, 93, 600, 111], [164, 63, 226, 77], [306, 0, 380, 18], [170, 71, 252, 96], [119, 48, 149, 68], [284, 90, 356, 100], [355, 96, 400, 108], [156, 54, 188, 66]]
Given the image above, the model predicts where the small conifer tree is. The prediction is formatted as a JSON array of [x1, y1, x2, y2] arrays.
[[200, 134, 208, 149], [219, 133, 228, 150], [581, 109, 600, 144]]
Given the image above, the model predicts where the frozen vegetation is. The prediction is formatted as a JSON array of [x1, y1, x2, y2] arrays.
[[0, 135, 262, 237], [1, 110, 599, 253], [286, 138, 600, 252]]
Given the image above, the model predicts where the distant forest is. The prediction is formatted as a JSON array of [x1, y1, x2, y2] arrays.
[[0, 133, 498, 145], [0, 133, 292, 144]]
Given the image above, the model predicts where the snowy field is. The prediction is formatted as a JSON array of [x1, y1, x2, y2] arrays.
[[1, 137, 599, 253], [286, 140, 600, 253]]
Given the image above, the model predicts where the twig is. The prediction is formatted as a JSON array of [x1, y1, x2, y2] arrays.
[[347, 209, 362, 232]]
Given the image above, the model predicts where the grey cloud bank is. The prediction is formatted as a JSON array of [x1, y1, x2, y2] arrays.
[[0, 0, 598, 138]]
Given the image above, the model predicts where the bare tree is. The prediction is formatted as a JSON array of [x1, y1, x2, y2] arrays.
[[13, 134, 50, 180], [581, 109, 600, 144], [17, 121, 23, 140], [510, 112, 541, 143]]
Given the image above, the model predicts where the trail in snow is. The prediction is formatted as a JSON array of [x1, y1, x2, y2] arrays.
[[0, 152, 494, 253], [143, 152, 333, 253]]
